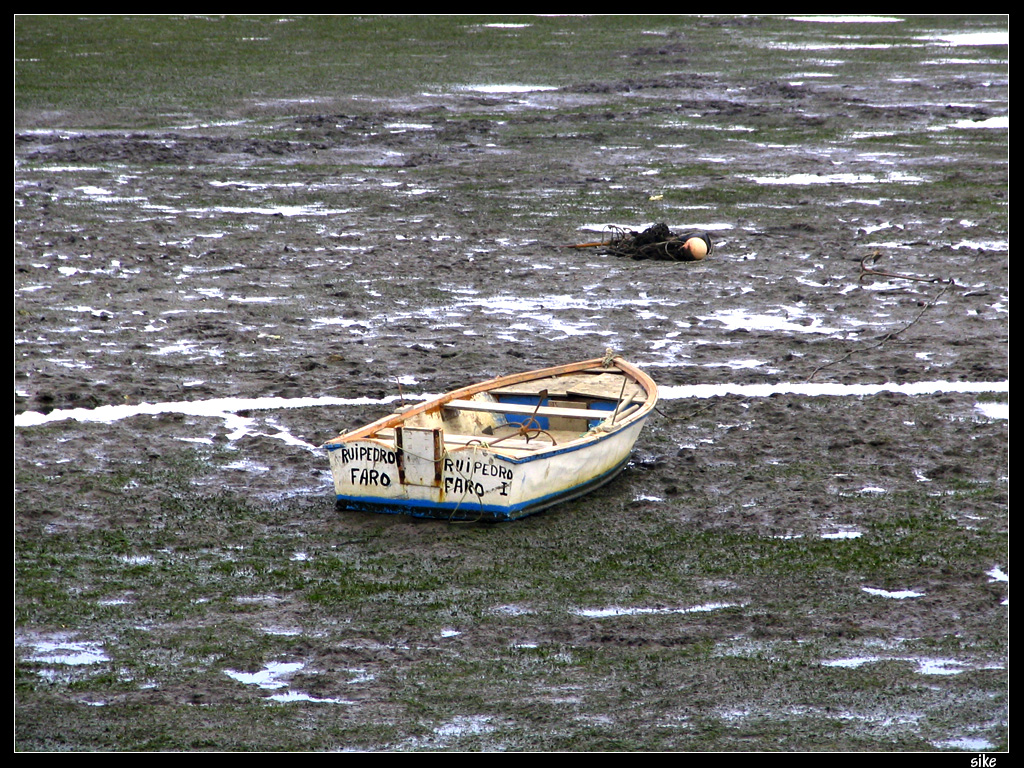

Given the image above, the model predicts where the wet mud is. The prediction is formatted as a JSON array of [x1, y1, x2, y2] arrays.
[[15, 16, 1007, 751]]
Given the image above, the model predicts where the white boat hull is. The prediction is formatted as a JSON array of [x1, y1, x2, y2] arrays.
[[324, 357, 658, 521]]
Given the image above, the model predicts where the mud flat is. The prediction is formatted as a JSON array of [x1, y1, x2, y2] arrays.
[[16, 16, 1006, 751]]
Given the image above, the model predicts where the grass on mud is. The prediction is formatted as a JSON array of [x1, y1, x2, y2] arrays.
[[16, 393, 1007, 750], [15, 15, 710, 127]]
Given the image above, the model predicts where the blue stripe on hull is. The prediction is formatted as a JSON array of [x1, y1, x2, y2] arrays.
[[335, 455, 632, 522]]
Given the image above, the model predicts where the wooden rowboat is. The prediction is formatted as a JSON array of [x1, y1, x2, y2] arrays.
[[324, 355, 658, 521]]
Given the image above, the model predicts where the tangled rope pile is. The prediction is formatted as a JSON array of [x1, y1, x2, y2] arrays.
[[568, 223, 714, 261]]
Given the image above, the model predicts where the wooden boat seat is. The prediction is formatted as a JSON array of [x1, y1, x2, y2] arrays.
[[489, 373, 647, 403], [443, 399, 612, 421], [442, 434, 551, 451]]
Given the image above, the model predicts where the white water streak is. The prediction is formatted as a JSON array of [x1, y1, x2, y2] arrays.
[[659, 380, 1007, 400], [14, 380, 1007, 431]]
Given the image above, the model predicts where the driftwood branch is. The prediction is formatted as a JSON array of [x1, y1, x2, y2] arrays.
[[859, 251, 957, 285], [807, 262, 955, 381], [662, 271, 956, 417]]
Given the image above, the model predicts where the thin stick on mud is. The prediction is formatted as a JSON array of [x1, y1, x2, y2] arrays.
[[806, 279, 954, 382], [394, 377, 406, 407], [859, 251, 958, 285], [564, 240, 612, 249], [658, 253, 958, 418]]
